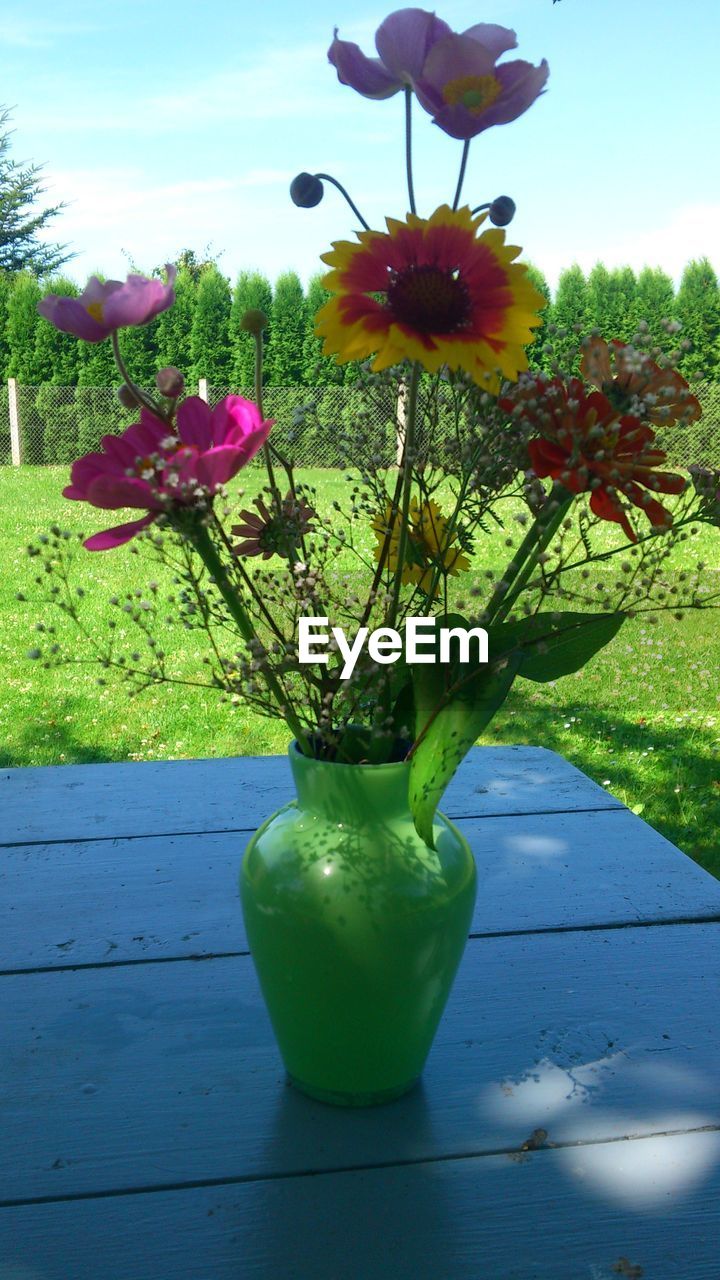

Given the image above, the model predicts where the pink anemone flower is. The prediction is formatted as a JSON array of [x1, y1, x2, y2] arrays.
[[328, 8, 548, 140], [37, 266, 177, 342], [64, 395, 272, 550]]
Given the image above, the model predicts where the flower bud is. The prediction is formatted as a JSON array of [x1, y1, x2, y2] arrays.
[[117, 384, 138, 409], [290, 172, 324, 208], [489, 195, 516, 227], [240, 309, 268, 335], [156, 366, 185, 397]]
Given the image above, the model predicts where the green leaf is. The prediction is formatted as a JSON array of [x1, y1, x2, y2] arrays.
[[409, 644, 521, 847], [488, 612, 626, 684]]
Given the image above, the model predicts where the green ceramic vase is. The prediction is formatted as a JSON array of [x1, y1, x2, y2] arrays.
[[240, 743, 477, 1107]]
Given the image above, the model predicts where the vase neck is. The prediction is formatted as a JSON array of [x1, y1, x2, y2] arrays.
[[289, 747, 411, 824]]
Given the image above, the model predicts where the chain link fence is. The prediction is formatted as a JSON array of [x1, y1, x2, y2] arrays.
[[2, 377, 719, 470], [0, 381, 400, 469]]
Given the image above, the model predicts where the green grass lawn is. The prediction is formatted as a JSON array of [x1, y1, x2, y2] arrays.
[[2, 465, 719, 877]]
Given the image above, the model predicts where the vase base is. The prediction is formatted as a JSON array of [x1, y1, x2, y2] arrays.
[[287, 1072, 420, 1108]]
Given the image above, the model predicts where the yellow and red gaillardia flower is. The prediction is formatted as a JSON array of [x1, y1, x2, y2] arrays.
[[500, 375, 686, 542], [580, 336, 702, 427], [372, 495, 470, 596], [315, 204, 545, 390]]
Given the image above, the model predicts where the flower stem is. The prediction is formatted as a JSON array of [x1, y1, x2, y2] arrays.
[[111, 333, 167, 420], [452, 141, 471, 211], [313, 174, 370, 230], [404, 87, 417, 215], [388, 362, 420, 627], [252, 330, 283, 513], [484, 485, 574, 628], [188, 518, 312, 755]]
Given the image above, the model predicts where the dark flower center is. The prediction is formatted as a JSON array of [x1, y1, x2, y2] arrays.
[[386, 264, 471, 334]]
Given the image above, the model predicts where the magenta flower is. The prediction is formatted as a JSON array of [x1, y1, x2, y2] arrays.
[[328, 9, 548, 139], [37, 266, 177, 343], [64, 395, 272, 551]]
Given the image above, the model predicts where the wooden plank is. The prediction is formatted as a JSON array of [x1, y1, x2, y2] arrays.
[[3, 809, 719, 973], [0, 746, 622, 845], [2, 1130, 718, 1279], [2, 924, 719, 1203]]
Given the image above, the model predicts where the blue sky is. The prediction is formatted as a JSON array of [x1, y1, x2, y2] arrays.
[[2, 0, 719, 292]]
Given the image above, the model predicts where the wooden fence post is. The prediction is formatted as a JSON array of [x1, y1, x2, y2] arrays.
[[8, 378, 23, 466], [395, 378, 407, 467], [197, 378, 209, 403]]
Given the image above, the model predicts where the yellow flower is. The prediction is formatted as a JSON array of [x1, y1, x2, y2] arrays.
[[372, 496, 470, 596], [316, 204, 545, 390]]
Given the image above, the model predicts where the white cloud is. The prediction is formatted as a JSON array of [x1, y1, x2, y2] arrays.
[[540, 203, 720, 290], [36, 165, 330, 285], [26, 42, 356, 135], [0, 15, 102, 48]]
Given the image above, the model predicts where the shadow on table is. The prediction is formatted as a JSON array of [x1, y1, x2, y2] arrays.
[[486, 694, 720, 878], [226, 1079, 460, 1277], [206, 1074, 720, 1279]]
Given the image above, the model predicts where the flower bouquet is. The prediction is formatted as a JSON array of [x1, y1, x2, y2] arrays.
[[30, 8, 719, 1105]]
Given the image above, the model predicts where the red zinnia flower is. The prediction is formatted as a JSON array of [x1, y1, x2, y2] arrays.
[[501, 375, 686, 541], [580, 336, 701, 427]]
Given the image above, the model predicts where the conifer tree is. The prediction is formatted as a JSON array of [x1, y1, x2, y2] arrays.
[[523, 263, 551, 372], [548, 264, 588, 369], [190, 265, 232, 387], [0, 106, 71, 274], [610, 266, 639, 342], [120, 314, 161, 391], [229, 270, 273, 390], [674, 258, 720, 381], [636, 266, 675, 349], [77, 333, 117, 386], [586, 264, 637, 342], [0, 269, 11, 381], [302, 273, 344, 385], [266, 271, 305, 385], [155, 264, 197, 378], [5, 271, 42, 381], [33, 276, 80, 384]]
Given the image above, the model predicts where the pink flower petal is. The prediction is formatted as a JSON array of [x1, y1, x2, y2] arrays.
[[328, 32, 403, 98], [102, 267, 177, 331], [66, 452, 126, 496], [462, 23, 518, 58], [176, 396, 213, 448], [193, 446, 248, 490], [375, 8, 452, 81], [477, 59, 550, 130], [84, 513, 156, 551], [36, 295, 109, 342], [86, 473, 164, 512], [418, 34, 548, 138]]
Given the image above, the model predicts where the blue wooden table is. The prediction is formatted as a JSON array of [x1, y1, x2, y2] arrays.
[[2, 746, 720, 1279]]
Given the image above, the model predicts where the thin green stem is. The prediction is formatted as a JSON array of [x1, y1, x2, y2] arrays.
[[111, 333, 167, 420], [358, 465, 405, 630], [313, 173, 370, 230], [484, 486, 574, 628], [388, 362, 421, 628], [211, 513, 288, 646], [550, 513, 699, 579], [452, 141, 471, 211], [187, 519, 312, 754], [404, 87, 417, 214], [251, 330, 283, 514]]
